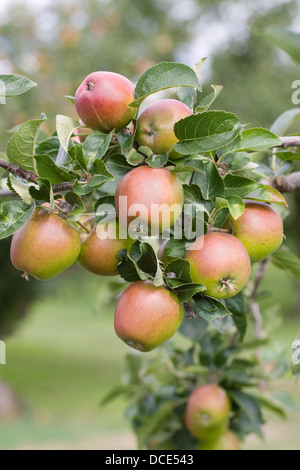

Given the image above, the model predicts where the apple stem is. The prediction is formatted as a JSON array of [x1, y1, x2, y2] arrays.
[[76, 220, 91, 234], [21, 272, 30, 281]]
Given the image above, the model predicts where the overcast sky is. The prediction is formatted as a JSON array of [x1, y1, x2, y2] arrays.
[[0, 0, 299, 78]]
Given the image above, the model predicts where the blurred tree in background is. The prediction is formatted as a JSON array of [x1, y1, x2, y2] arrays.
[[1, 0, 299, 146]]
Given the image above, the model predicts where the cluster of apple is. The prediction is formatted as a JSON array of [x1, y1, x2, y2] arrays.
[[185, 384, 240, 451], [10, 70, 284, 354]]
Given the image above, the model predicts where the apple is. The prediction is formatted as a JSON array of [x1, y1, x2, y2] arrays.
[[185, 232, 251, 299], [114, 281, 184, 352], [10, 208, 81, 280], [115, 166, 184, 235], [78, 220, 130, 276], [199, 430, 241, 450], [226, 201, 284, 262], [75, 71, 135, 132], [136, 99, 192, 160], [185, 384, 231, 442]]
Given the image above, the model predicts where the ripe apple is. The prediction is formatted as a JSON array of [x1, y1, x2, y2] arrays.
[[10, 208, 81, 280], [226, 201, 284, 262], [199, 430, 241, 450], [115, 166, 184, 235], [185, 232, 251, 299], [136, 99, 192, 160], [78, 221, 130, 276], [75, 71, 135, 132], [114, 281, 184, 352], [185, 384, 231, 442]]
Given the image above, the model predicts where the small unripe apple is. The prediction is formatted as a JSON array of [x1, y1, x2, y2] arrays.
[[136, 99, 192, 160], [199, 430, 241, 450], [185, 232, 251, 299], [75, 71, 135, 132], [115, 166, 184, 235], [78, 221, 130, 276], [114, 281, 184, 352], [10, 208, 81, 280], [185, 384, 231, 442], [226, 201, 284, 262]]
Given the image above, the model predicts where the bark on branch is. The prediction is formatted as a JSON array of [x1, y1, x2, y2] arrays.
[[0, 158, 38, 184]]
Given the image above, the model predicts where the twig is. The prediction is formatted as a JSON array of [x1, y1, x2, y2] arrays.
[[272, 172, 300, 193], [250, 258, 268, 301], [52, 182, 74, 193], [280, 136, 300, 148], [0, 189, 15, 197], [248, 259, 268, 364], [0, 158, 38, 183]]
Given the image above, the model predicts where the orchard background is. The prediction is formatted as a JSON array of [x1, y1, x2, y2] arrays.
[[0, 0, 300, 451]]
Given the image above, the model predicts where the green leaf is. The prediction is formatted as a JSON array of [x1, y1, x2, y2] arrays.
[[35, 154, 75, 184], [271, 246, 300, 283], [146, 153, 168, 168], [172, 157, 206, 174], [246, 185, 287, 206], [253, 26, 300, 64], [69, 144, 88, 172], [177, 87, 196, 109], [229, 390, 264, 438], [274, 148, 300, 161], [179, 316, 208, 342], [194, 160, 225, 202], [132, 62, 202, 107], [95, 194, 115, 223], [65, 95, 75, 104], [254, 392, 295, 419], [100, 385, 132, 407], [6, 116, 47, 172], [195, 85, 223, 113], [64, 191, 84, 216], [225, 293, 247, 340], [164, 238, 188, 259], [0, 200, 35, 239], [183, 184, 213, 214], [56, 115, 79, 153], [117, 128, 135, 150], [271, 108, 300, 136], [215, 196, 245, 220], [224, 175, 288, 206], [136, 399, 185, 449], [0, 74, 37, 97], [192, 295, 231, 321], [135, 241, 164, 287], [74, 160, 114, 195], [35, 136, 61, 160], [82, 131, 112, 170], [106, 154, 135, 183], [117, 249, 143, 283], [213, 207, 230, 228], [29, 178, 54, 206], [7, 175, 34, 205], [175, 283, 206, 302], [174, 111, 242, 155], [226, 128, 281, 153], [164, 259, 192, 286]]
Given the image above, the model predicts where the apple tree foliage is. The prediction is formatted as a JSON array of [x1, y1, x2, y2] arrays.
[[0, 62, 300, 449]]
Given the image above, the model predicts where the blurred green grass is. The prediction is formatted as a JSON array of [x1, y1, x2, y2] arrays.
[[0, 263, 299, 450]]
